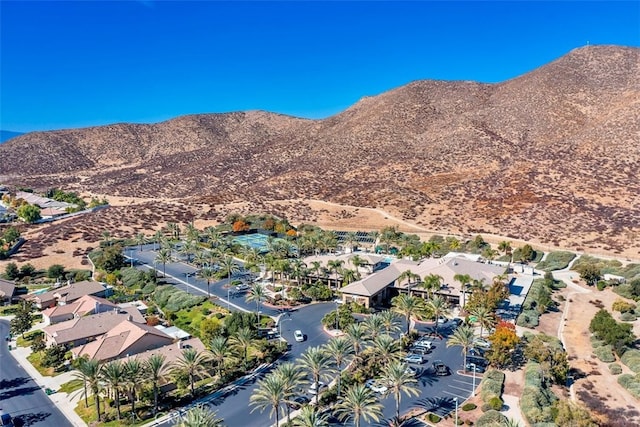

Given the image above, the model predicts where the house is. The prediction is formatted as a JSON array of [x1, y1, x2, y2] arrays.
[[40, 207, 68, 219], [0, 279, 16, 304], [43, 310, 144, 347], [338, 255, 508, 308], [31, 281, 109, 309], [41, 295, 119, 325], [71, 320, 174, 363]]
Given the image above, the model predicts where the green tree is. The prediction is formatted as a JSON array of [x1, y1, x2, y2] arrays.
[[250, 371, 286, 426], [577, 263, 601, 286], [74, 358, 103, 421], [171, 348, 212, 398], [391, 294, 426, 335], [323, 336, 353, 398], [292, 406, 330, 427], [381, 361, 420, 419], [145, 354, 168, 416], [19, 263, 35, 278], [209, 336, 233, 377], [10, 301, 34, 338], [199, 267, 217, 299], [334, 383, 383, 427], [426, 296, 450, 335], [177, 404, 223, 427], [155, 248, 172, 278], [123, 359, 146, 418], [231, 327, 255, 370], [101, 360, 125, 420], [47, 264, 66, 280], [17, 204, 41, 223], [246, 283, 267, 317], [446, 325, 478, 372], [274, 362, 307, 424], [298, 346, 333, 405], [2, 227, 20, 245], [469, 305, 495, 337], [4, 262, 19, 280]]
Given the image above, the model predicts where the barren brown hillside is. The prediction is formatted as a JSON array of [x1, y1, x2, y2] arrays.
[[1, 45, 639, 257]]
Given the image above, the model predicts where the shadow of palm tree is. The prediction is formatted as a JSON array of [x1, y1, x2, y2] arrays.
[[371, 416, 426, 426], [0, 376, 30, 389], [414, 396, 457, 417], [13, 412, 51, 427]]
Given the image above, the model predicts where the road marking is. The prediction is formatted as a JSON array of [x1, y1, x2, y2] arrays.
[[448, 384, 472, 392], [443, 390, 468, 399]]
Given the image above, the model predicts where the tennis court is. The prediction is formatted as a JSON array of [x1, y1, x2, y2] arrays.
[[233, 233, 271, 253]]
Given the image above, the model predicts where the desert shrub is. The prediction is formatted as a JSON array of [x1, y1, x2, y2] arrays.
[[479, 369, 504, 404], [613, 284, 636, 301], [141, 282, 156, 294], [152, 285, 206, 312], [609, 363, 623, 375], [461, 403, 477, 411], [612, 299, 636, 313], [480, 403, 491, 413], [488, 396, 503, 410], [593, 345, 616, 363], [427, 413, 441, 423], [517, 309, 540, 328], [475, 410, 507, 426], [536, 251, 575, 271], [521, 361, 557, 424], [590, 336, 605, 348], [620, 349, 640, 373], [620, 312, 637, 322], [589, 309, 635, 356], [617, 374, 640, 399]]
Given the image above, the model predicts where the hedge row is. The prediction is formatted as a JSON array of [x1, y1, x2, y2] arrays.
[[536, 251, 576, 271], [517, 309, 540, 328], [521, 361, 556, 424], [617, 374, 640, 399], [475, 410, 507, 426], [609, 363, 623, 375], [153, 285, 206, 312], [479, 369, 505, 404]]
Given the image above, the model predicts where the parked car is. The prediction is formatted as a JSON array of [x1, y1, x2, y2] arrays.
[[468, 347, 486, 358], [436, 316, 449, 324], [415, 339, 433, 349], [409, 346, 431, 355], [365, 379, 388, 394], [452, 318, 464, 328], [432, 360, 450, 376], [465, 363, 486, 373], [0, 410, 12, 427], [288, 395, 310, 409], [236, 283, 250, 291], [405, 365, 417, 376], [467, 356, 488, 367], [475, 338, 491, 349], [308, 381, 326, 395], [405, 354, 425, 364], [294, 330, 305, 342]]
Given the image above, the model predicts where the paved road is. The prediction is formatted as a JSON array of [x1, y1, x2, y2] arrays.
[[0, 320, 72, 427]]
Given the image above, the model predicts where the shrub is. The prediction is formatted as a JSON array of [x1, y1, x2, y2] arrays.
[[488, 396, 503, 410], [521, 361, 557, 424], [536, 251, 575, 271], [609, 363, 623, 375], [480, 403, 492, 413], [617, 374, 640, 399], [461, 403, 477, 411], [427, 413, 441, 423], [479, 369, 504, 404], [620, 349, 640, 373], [517, 309, 540, 328], [593, 345, 616, 363], [612, 299, 636, 313], [620, 312, 637, 322], [475, 410, 507, 426]]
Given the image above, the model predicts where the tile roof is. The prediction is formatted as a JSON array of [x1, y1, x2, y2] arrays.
[[0, 279, 16, 299], [41, 294, 118, 321], [44, 310, 144, 345], [34, 281, 106, 305]]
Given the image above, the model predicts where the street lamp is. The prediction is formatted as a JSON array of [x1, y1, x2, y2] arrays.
[[227, 287, 231, 311], [454, 397, 458, 426], [471, 363, 477, 396]]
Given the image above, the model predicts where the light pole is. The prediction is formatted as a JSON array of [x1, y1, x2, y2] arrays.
[[454, 397, 458, 426], [471, 363, 477, 396], [227, 287, 231, 311], [279, 317, 292, 337]]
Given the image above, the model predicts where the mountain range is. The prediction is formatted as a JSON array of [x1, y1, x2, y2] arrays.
[[0, 45, 638, 257]]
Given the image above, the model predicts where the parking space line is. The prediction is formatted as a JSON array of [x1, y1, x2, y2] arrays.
[[443, 390, 468, 399], [448, 384, 472, 392]]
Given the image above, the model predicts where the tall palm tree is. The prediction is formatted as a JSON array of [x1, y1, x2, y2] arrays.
[[292, 406, 330, 427], [382, 361, 420, 420], [426, 296, 450, 335], [378, 310, 401, 335], [498, 240, 512, 256], [179, 239, 198, 263], [166, 222, 181, 240], [74, 358, 103, 421], [298, 346, 333, 405], [323, 336, 353, 398], [135, 232, 146, 251], [362, 313, 386, 342], [193, 250, 209, 268], [250, 371, 286, 426], [349, 254, 364, 270], [100, 360, 125, 420], [469, 305, 496, 337], [391, 294, 426, 335], [274, 362, 307, 424], [446, 325, 478, 373], [145, 354, 168, 416], [208, 336, 232, 377], [153, 230, 165, 251], [343, 232, 359, 253], [198, 267, 217, 299], [218, 255, 239, 282], [123, 358, 144, 419], [184, 222, 200, 242], [171, 348, 212, 398], [155, 248, 172, 278], [246, 282, 267, 317], [344, 322, 367, 357], [101, 230, 112, 246], [398, 270, 421, 296], [421, 273, 443, 299], [370, 334, 403, 365], [230, 327, 255, 370], [327, 259, 344, 288], [334, 383, 383, 427], [341, 268, 360, 286], [177, 404, 223, 427]]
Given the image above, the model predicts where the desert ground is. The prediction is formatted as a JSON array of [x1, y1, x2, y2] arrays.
[[1, 197, 639, 425]]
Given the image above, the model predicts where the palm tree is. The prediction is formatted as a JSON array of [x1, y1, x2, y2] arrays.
[[345, 322, 367, 357], [327, 259, 344, 288], [230, 327, 255, 370], [208, 336, 233, 377], [246, 282, 267, 317], [469, 305, 496, 337], [198, 267, 217, 298], [184, 222, 200, 242], [101, 230, 112, 246], [298, 346, 333, 405], [343, 232, 359, 253], [446, 325, 478, 373], [193, 250, 209, 268], [382, 361, 420, 420], [378, 310, 401, 335], [397, 270, 421, 296], [341, 268, 360, 286], [179, 239, 198, 263], [370, 334, 403, 365], [426, 296, 450, 335], [177, 404, 223, 427], [155, 248, 172, 277], [391, 294, 426, 335], [74, 358, 103, 421], [334, 383, 383, 427], [421, 273, 443, 299], [362, 313, 386, 341], [135, 232, 146, 251], [153, 230, 165, 250], [498, 240, 512, 255], [274, 362, 307, 424], [123, 358, 144, 419], [145, 354, 168, 416], [218, 255, 239, 282], [250, 371, 286, 426], [292, 406, 330, 427], [453, 273, 472, 307], [100, 360, 125, 420], [349, 254, 364, 271], [166, 222, 181, 240], [171, 348, 212, 398], [323, 336, 353, 398]]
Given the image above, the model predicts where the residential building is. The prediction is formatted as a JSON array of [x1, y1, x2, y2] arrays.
[[42, 294, 118, 325], [30, 281, 109, 309], [43, 310, 144, 347], [0, 279, 16, 304]]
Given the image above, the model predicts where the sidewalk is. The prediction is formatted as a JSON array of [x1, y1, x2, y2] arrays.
[[5, 320, 87, 427]]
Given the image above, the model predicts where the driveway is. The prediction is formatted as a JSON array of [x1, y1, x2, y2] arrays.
[[0, 320, 73, 427]]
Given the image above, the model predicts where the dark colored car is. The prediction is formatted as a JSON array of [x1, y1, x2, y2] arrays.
[[432, 360, 450, 376], [0, 410, 13, 427], [467, 356, 488, 367], [288, 395, 310, 409], [468, 347, 485, 358], [465, 363, 486, 373]]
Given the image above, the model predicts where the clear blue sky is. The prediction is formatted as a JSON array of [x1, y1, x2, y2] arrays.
[[1, 1, 638, 132]]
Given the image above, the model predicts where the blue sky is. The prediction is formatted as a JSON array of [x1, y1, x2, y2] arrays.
[[1, 1, 638, 132]]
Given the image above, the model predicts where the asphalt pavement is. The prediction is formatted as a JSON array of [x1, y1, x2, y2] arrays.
[[0, 320, 72, 427]]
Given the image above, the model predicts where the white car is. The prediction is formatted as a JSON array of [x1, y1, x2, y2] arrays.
[[294, 330, 305, 342], [404, 353, 425, 364], [308, 381, 326, 395], [415, 340, 433, 349], [365, 379, 388, 394]]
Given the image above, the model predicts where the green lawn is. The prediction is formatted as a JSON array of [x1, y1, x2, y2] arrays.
[[16, 330, 43, 348], [27, 351, 57, 376], [59, 378, 84, 394], [173, 301, 224, 336]]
